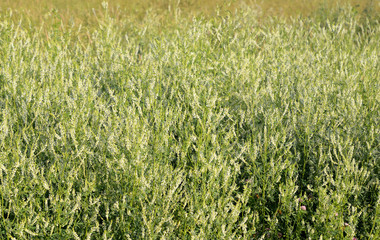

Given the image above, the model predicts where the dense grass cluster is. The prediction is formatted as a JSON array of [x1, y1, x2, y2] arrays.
[[0, 3, 379, 239]]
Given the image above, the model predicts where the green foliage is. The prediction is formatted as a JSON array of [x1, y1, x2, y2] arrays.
[[0, 4, 379, 239]]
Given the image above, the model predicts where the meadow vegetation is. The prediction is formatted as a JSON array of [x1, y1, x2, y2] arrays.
[[1, 0, 380, 26], [0, 1, 379, 239]]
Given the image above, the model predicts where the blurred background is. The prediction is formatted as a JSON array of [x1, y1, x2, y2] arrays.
[[1, 0, 379, 26]]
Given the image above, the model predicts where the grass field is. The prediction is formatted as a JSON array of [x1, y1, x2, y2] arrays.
[[0, 1, 379, 239], [1, 0, 380, 25]]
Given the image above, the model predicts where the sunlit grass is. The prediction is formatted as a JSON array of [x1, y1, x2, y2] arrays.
[[1, 0, 379, 26], [0, 1, 379, 239]]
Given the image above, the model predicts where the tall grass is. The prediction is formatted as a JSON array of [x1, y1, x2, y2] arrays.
[[0, 2, 379, 239]]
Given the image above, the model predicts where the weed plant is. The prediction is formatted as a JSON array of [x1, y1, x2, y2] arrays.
[[0, 3, 379, 240]]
